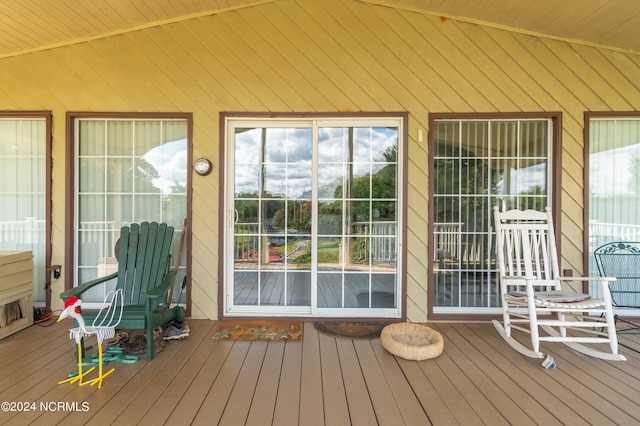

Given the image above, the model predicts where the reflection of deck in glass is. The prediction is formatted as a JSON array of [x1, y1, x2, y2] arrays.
[[234, 270, 396, 309], [233, 221, 398, 311], [434, 270, 500, 308], [432, 222, 500, 308]]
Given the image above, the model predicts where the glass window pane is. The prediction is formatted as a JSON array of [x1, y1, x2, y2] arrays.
[[236, 164, 260, 196], [344, 273, 369, 308], [374, 201, 396, 221], [135, 121, 161, 156], [286, 128, 312, 163], [368, 274, 396, 308], [287, 271, 311, 306], [134, 157, 160, 193], [287, 164, 312, 199], [107, 121, 132, 156], [264, 128, 287, 162], [235, 271, 258, 305], [106, 195, 133, 223], [78, 121, 105, 156], [318, 163, 345, 198], [107, 158, 133, 192], [318, 273, 342, 308], [235, 128, 261, 163], [79, 158, 105, 192], [261, 271, 284, 305], [286, 236, 311, 265], [318, 236, 341, 267], [134, 195, 161, 222], [235, 199, 259, 224], [263, 164, 287, 197], [318, 201, 342, 235], [79, 195, 105, 224], [373, 163, 396, 199], [318, 128, 346, 162]]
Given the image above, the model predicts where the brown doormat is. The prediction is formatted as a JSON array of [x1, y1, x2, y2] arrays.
[[314, 322, 389, 339], [213, 320, 302, 341]]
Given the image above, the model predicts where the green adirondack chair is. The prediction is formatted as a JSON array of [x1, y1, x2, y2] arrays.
[[60, 222, 185, 360]]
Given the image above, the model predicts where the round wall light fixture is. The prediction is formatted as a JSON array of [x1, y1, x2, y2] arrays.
[[194, 158, 213, 176]]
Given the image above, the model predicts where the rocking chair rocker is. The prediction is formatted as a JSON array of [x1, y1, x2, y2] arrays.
[[492, 206, 626, 361]]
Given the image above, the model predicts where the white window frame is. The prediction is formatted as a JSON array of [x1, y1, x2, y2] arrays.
[[71, 116, 189, 307]]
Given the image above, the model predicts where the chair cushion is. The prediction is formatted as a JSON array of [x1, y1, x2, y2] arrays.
[[533, 291, 592, 303], [507, 290, 592, 303]]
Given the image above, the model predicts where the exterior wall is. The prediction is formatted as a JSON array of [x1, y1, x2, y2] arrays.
[[0, 0, 638, 321]]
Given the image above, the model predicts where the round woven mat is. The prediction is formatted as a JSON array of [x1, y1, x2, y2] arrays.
[[314, 322, 389, 339], [380, 323, 444, 361]]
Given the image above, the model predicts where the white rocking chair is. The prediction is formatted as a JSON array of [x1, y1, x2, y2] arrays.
[[492, 206, 626, 361]]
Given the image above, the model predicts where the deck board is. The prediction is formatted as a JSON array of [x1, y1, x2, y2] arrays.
[[245, 341, 285, 425], [298, 322, 325, 426], [219, 341, 268, 425], [353, 339, 405, 424], [272, 334, 302, 426], [166, 338, 234, 424], [434, 324, 532, 426], [2, 320, 640, 425], [192, 340, 251, 424], [369, 339, 431, 425], [136, 320, 219, 425], [336, 338, 377, 425], [318, 332, 350, 426]]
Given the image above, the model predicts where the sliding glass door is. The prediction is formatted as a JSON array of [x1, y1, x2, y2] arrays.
[[225, 116, 403, 318]]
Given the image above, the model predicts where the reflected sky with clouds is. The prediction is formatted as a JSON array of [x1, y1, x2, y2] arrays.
[[143, 138, 187, 193], [591, 143, 640, 195], [234, 126, 397, 199]]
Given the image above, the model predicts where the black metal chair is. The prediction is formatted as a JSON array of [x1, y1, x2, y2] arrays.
[[594, 242, 640, 333]]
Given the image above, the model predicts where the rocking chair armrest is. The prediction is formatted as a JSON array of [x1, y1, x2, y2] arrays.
[[501, 275, 539, 280], [60, 272, 119, 300], [146, 269, 177, 300], [555, 276, 617, 294], [556, 276, 617, 292], [500, 275, 539, 285], [556, 276, 617, 282]]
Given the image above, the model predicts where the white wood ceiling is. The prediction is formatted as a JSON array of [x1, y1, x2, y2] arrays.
[[0, 0, 639, 58]]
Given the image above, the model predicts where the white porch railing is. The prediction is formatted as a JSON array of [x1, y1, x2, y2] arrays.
[[352, 221, 397, 263], [233, 221, 398, 264], [589, 220, 640, 244], [0, 218, 45, 245]]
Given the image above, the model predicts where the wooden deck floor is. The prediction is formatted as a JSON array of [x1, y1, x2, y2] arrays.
[[2, 319, 640, 425]]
